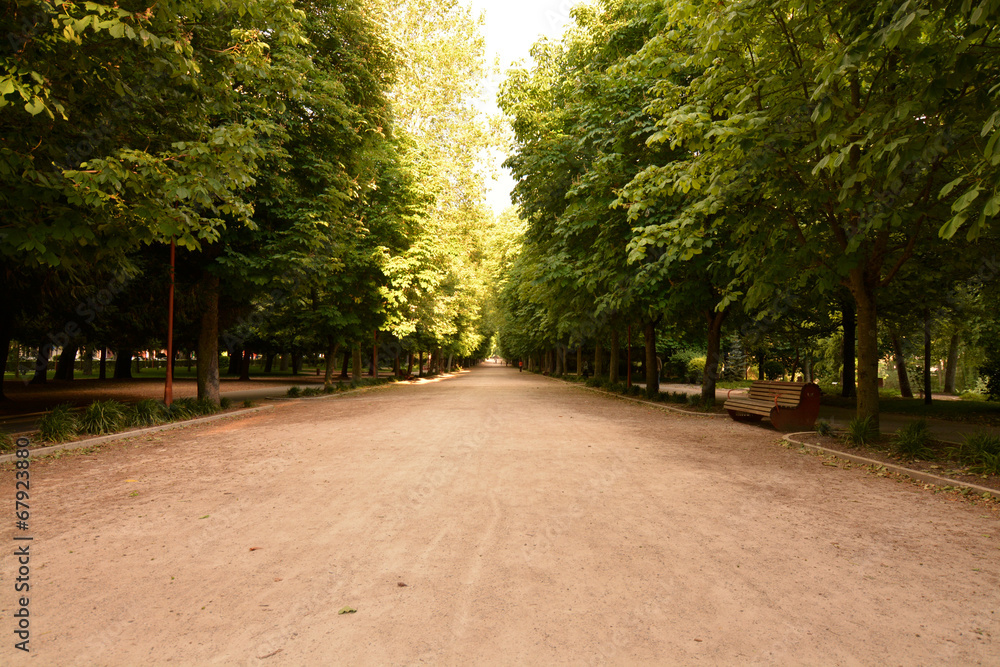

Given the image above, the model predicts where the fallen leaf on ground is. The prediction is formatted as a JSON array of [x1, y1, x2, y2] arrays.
[[339, 606, 357, 614]]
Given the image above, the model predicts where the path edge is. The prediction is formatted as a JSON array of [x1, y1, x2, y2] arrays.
[[783, 432, 997, 497], [0, 405, 275, 464]]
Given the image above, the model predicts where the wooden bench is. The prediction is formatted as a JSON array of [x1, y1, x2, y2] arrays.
[[723, 380, 822, 431]]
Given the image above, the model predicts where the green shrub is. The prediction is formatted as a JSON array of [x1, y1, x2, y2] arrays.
[[606, 381, 624, 394], [952, 431, 1000, 474], [301, 387, 322, 397], [166, 398, 198, 420], [126, 399, 168, 428], [323, 384, 336, 394], [644, 386, 660, 400], [219, 397, 233, 410], [627, 384, 642, 396], [242, 399, 256, 408], [79, 400, 128, 435], [0, 433, 14, 452], [286, 386, 302, 397], [893, 419, 933, 459], [815, 420, 833, 437], [762, 360, 785, 380], [39, 404, 79, 442], [844, 416, 878, 447], [686, 357, 706, 383]]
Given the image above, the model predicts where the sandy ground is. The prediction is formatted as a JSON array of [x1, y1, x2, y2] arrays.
[[1, 366, 999, 665]]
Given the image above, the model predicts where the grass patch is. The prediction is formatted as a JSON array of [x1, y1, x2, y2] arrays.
[[242, 399, 256, 408], [844, 416, 878, 447], [821, 395, 1000, 426], [892, 419, 933, 459], [127, 399, 168, 427], [219, 397, 233, 410], [78, 400, 128, 435], [286, 386, 302, 397], [38, 404, 79, 442], [0, 433, 14, 452], [951, 431, 1000, 475], [815, 420, 833, 436]]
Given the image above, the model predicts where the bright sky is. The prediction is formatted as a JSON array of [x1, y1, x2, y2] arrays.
[[468, 0, 577, 216]]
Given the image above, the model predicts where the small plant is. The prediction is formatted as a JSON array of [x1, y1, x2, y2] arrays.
[[687, 393, 702, 406], [242, 399, 255, 408], [323, 384, 336, 394], [38, 404, 79, 442], [815, 420, 833, 437], [219, 397, 233, 410], [79, 399, 129, 435], [195, 398, 222, 415], [0, 433, 15, 452], [844, 416, 878, 447], [301, 387, 322, 397], [127, 399, 168, 428], [627, 384, 642, 396], [892, 419, 933, 459], [286, 386, 302, 397], [644, 387, 660, 400], [952, 431, 1000, 475], [672, 392, 688, 404], [166, 398, 198, 420]]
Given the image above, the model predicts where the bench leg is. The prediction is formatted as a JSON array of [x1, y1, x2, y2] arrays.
[[727, 410, 764, 424]]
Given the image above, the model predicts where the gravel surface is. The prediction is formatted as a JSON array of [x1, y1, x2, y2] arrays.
[[1, 366, 998, 665]]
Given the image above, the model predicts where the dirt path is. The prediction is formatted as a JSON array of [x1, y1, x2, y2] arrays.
[[2, 366, 998, 665]]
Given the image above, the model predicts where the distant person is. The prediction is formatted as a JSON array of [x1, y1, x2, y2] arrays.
[[518, 360, 523, 373]]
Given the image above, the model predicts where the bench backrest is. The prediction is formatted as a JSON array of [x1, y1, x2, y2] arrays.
[[747, 381, 811, 407]]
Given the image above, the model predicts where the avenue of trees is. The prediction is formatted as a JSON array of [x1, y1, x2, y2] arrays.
[[1, 0, 498, 402], [496, 0, 1000, 429]]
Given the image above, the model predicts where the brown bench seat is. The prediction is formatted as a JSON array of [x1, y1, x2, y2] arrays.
[[724, 380, 822, 431]]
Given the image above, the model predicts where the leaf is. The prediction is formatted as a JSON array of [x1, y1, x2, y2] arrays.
[[938, 177, 963, 199], [338, 606, 356, 614], [109, 22, 125, 39], [24, 97, 46, 115]]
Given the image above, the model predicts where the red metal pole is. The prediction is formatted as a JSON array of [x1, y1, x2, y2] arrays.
[[164, 239, 176, 406]]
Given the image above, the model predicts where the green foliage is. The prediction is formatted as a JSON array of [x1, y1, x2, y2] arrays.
[[892, 420, 933, 459], [686, 357, 706, 384], [286, 386, 302, 398], [166, 398, 219, 420], [762, 361, 786, 381], [0, 433, 14, 452], [815, 420, 833, 437], [242, 399, 256, 408], [219, 397, 232, 410], [951, 431, 1000, 474], [78, 400, 127, 435], [844, 417, 879, 447], [126, 399, 168, 428], [301, 387, 323, 397], [38, 404, 78, 442]]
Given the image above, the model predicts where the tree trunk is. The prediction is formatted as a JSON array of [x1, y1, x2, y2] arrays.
[[594, 343, 604, 378], [186, 350, 194, 372], [841, 298, 857, 398], [0, 322, 11, 400], [82, 345, 93, 376], [609, 329, 620, 383], [291, 353, 302, 375], [406, 352, 413, 376], [12, 343, 20, 380], [196, 274, 221, 404], [264, 352, 274, 374], [576, 345, 583, 376], [99, 347, 107, 380], [418, 351, 424, 377], [644, 320, 659, 395], [554, 346, 563, 376], [447, 353, 454, 373], [944, 332, 959, 394], [227, 348, 242, 376], [803, 355, 813, 383], [352, 344, 362, 380], [30, 345, 50, 384], [848, 273, 879, 431], [702, 310, 727, 405], [240, 349, 252, 382], [280, 353, 289, 372], [923, 310, 933, 405], [889, 326, 913, 398], [325, 338, 339, 385], [113, 349, 133, 379], [394, 350, 401, 377], [55, 344, 78, 381]]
